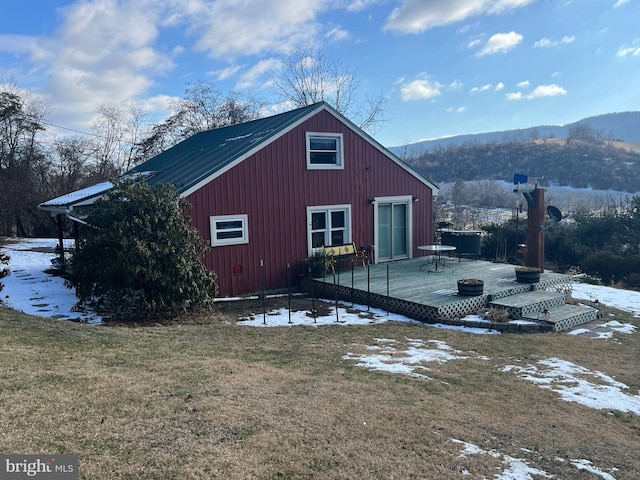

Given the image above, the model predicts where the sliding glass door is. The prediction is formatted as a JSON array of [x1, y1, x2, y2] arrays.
[[376, 199, 410, 261]]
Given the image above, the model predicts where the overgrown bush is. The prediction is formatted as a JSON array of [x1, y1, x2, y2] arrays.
[[71, 179, 218, 320], [481, 219, 523, 263], [482, 194, 640, 289]]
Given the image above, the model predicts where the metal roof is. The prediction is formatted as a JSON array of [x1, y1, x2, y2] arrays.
[[39, 101, 438, 214], [129, 102, 326, 196], [38, 181, 114, 215]]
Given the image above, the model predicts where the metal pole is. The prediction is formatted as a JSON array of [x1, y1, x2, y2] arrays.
[[386, 263, 390, 316], [367, 263, 371, 312], [261, 260, 266, 325], [367, 258, 371, 313], [335, 250, 340, 322], [351, 258, 354, 306], [287, 263, 292, 324], [56, 214, 65, 270], [311, 281, 317, 323]]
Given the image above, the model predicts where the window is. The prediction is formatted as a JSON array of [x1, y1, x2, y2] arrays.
[[306, 132, 344, 169], [210, 214, 248, 246], [307, 205, 351, 253]]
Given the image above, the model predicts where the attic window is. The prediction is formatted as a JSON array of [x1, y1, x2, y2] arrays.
[[210, 214, 248, 246], [306, 132, 344, 170]]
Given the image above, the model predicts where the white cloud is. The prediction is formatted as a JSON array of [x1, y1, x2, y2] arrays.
[[470, 84, 492, 93], [399, 74, 465, 101], [476, 31, 523, 56], [506, 83, 567, 100], [534, 35, 575, 48], [0, 34, 50, 60], [494, 82, 505, 91], [210, 64, 243, 81], [617, 41, 640, 57], [400, 75, 442, 101], [614, 0, 630, 7], [31, 0, 182, 128], [516, 80, 530, 88], [189, 0, 325, 58], [346, 0, 384, 12], [235, 58, 281, 89], [0, 0, 346, 133], [529, 84, 566, 98], [384, 0, 534, 34], [325, 26, 350, 43], [448, 79, 464, 90], [534, 38, 552, 48]]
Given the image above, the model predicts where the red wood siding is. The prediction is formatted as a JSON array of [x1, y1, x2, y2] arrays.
[[185, 110, 434, 296]]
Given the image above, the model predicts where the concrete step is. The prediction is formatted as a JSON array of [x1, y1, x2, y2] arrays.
[[522, 303, 599, 332], [489, 290, 567, 319]]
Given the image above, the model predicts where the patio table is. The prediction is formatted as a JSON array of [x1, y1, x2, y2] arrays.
[[418, 245, 456, 273]]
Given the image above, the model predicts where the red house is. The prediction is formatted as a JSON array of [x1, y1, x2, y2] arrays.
[[40, 102, 438, 296]]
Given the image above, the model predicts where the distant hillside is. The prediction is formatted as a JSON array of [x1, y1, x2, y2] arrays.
[[404, 137, 640, 193], [393, 112, 640, 193], [390, 111, 640, 158]]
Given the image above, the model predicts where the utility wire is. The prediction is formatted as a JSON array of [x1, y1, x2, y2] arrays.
[[40, 120, 138, 146]]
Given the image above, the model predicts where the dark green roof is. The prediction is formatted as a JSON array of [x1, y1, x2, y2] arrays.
[[129, 102, 326, 196], [39, 101, 438, 214]]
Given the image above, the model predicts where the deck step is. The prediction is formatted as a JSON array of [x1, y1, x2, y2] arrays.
[[489, 290, 567, 319], [522, 303, 599, 331]]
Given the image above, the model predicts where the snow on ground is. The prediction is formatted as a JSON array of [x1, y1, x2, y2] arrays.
[[2, 238, 638, 479], [2, 237, 639, 333], [571, 281, 640, 317], [502, 357, 640, 415], [452, 439, 618, 480], [236, 302, 501, 334], [342, 337, 488, 380], [1, 238, 101, 324]]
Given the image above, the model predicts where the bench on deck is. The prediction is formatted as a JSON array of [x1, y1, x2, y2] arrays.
[[322, 243, 368, 273]]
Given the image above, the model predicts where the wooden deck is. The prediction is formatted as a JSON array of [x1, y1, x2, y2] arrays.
[[300, 256, 594, 332]]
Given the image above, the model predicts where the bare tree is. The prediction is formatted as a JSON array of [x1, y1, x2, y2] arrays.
[[271, 45, 386, 134], [0, 80, 48, 236], [49, 137, 92, 194], [135, 82, 264, 162], [89, 101, 149, 180]]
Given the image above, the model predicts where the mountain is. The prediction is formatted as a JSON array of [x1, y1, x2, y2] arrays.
[[389, 112, 640, 158]]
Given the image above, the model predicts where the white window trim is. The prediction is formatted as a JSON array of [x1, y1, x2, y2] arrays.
[[306, 204, 352, 256], [210, 214, 249, 246], [372, 195, 413, 263], [306, 132, 344, 170]]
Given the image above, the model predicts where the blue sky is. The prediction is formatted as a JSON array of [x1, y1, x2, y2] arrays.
[[1, 0, 638, 147]]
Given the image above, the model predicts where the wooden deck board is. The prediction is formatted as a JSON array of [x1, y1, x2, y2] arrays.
[[302, 257, 584, 328], [319, 257, 569, 308], [490, 291, 564, 309], [524, 303, 598, 324]]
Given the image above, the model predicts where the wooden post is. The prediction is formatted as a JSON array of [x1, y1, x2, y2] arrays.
[[525, 187, 545, 270], [56, 214, 65, 270]]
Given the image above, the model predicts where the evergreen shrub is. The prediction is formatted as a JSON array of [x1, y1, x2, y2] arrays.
[[71, 179, 218, 320]]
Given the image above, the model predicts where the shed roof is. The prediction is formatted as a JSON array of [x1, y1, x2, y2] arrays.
[[38, 181, 113, 215]]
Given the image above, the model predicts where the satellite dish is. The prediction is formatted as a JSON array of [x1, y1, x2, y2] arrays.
[[547, 205, 563, 223], [541, 205, 564, 232]]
